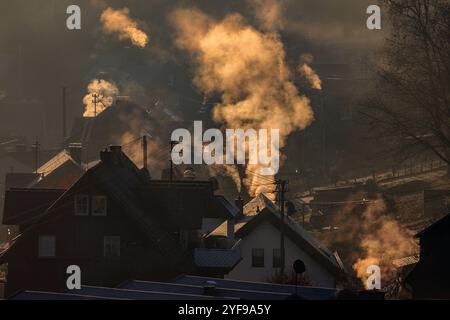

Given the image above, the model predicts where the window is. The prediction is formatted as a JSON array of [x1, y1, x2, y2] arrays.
[[103, 236, 120, 258], [92, 196, 107, 216], [252, 248, 264, 268], [38, 235, 55, 258], [273, 248, 281, 268], [74, 195, 89, 216]]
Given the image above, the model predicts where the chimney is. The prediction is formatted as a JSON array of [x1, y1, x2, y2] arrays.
[[68, 143, 82, 164], [235, 195, 244, 219], [100, 148, 111, 163], [109, 146, 122, 165]]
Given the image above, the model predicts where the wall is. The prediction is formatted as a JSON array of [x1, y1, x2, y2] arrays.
[[3, 180, 171, 296], [225, 221, 335, 287]]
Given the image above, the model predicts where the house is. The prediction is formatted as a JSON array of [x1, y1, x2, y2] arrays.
[[406, 212, 450, 299], [207, 194, 346, 288], [0, 146, 240, 297]]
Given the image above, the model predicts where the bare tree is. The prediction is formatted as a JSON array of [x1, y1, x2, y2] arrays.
[[361, 0, 450, 169]]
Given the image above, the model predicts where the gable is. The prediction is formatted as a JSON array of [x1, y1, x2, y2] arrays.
[[235, 195, 344, 277]]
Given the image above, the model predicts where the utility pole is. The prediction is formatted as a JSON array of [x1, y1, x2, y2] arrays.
[[142, 135, 148, 170], [62, 86, 67, 139], [277, 179, 288, 277], [32, 141, 41, 173]]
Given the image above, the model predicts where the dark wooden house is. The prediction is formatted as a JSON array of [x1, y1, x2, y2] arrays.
[[0, 146, 240, 297]]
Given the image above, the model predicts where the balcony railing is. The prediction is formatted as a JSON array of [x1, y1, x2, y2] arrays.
[[194, 239, 242, 269]]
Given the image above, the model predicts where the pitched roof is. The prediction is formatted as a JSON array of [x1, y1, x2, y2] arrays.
[[213, 195, 239, 219], [416, 213, 450, 238], [2, 188, 65, 225], [36, 150, 83, 178], [8, 275, 340, 300], [4, 173, 40, 189], [392, 255, 419, 269], [208, 194, 346, 277]]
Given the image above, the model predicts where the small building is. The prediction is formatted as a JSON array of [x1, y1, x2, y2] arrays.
[[207, 194, 346, 288]]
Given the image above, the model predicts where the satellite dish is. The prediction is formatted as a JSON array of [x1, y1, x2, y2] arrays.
[[293, 259, 306, 274]]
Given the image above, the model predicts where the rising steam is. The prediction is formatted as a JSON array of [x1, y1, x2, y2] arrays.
[[83, 79, 119, 117], [299, 64, 322, 90], [100, 7, 149, 48], [170, 8, 314, 197], [298, 53, 322, 90], [352, 199, 418, 288]]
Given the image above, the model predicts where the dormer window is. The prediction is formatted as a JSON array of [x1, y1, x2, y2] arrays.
[[74, 195, 89, 216], [92, 196, 107, 216]]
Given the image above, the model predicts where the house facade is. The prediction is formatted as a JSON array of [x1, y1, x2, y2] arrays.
[[208, 194, 346, 288]]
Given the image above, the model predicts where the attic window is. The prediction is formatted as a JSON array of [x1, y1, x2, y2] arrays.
[[74, 195, 89, 216], [92, 196, 107, 216]]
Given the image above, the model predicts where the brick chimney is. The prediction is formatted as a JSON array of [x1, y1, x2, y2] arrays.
[[110, 146, 122, 165]]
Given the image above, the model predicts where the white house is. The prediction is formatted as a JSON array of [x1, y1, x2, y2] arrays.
[[207, 194, 346, 288]]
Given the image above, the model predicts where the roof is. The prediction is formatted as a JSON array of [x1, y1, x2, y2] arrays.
[[9, 291, 124, 300], [172, 275, 339, 300], [2, 188, 65, 225], [68, 285, 233, 300], [392, 255, 420, 269], [416, 213, 450, 238], [213, 195, 239, 219], [36, 150, 83, 178], [8, 275, 340, 300], [208, 194, 346, 277], [4, 173, 40, 189]]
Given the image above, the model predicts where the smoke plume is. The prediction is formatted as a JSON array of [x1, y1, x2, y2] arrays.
[[170, 8, 314, 197], [100, 7, 149, 48], [352, 199, 418, 288], [298, 63, 322, 90], [82, 79, 119, 117]]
